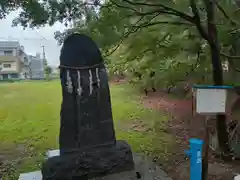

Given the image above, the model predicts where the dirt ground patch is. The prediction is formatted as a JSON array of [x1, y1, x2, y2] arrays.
[[142, 91, 240, 180], [117, 119, 152, 133], [0, 144, 28, 178]]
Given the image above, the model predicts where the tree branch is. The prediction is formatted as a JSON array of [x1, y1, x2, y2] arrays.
[[110, 0, 195, 24], [227, 58, 240, 72], [104, 12, 176, 57], [103, 15, 146, 57], [220, 52, 240, 59], [213, 0, 237, 25], [109, 1, 174, 18], [181, 50, 202, 78], [127, 48, 152, 63], [105, 0, 240, 66], [109, 0, 142, 14], [120, 0, 168, 7], [132, 21, 194, 29], [121, 0, 195, 23], [190, 0, 210, 42]]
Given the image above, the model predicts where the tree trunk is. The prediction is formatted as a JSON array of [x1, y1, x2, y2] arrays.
[[206, 0, 230, 154], [228, 38, 240, 83]]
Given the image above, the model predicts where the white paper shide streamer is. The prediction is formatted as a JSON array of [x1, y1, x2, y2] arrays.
[[66, 70, 73, 93], [89, 69, 93, 95], [96, 67, 100, 88], [77, 70, 82, 96]]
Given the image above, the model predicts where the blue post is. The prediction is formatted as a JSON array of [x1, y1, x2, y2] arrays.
[[185, 138, 203, 180]]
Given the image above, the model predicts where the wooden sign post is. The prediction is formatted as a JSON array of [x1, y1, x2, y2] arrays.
[[192, 85, 233, 180]]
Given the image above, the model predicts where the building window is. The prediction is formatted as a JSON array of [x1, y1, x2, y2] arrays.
[[4, 50, 13, 56], [3, 64, 11, 68], [10, 73, 18, 79], [2, 74, 8, 80]]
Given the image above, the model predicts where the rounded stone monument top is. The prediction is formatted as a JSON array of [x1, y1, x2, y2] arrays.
[[60, 33, 103, 69]]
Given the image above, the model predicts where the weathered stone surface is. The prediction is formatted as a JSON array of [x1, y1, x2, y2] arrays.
[[58, 33, 116, 154], [41, 140, 134, 180], [19, 151, 172, 180], [41, 33, 134, 179]]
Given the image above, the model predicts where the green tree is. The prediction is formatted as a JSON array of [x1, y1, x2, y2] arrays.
[[2, 0, 240, 155], [54, 0, 239, 155], [43, 59, 52, 80]]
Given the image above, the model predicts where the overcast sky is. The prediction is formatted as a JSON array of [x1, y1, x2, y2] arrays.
[[0, 12, 66, 66]]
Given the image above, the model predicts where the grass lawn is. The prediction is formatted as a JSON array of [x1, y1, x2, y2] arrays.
[[0, 80, 174, 179]]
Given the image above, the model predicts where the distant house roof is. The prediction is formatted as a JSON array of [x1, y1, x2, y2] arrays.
[[0, 41, 20, 48]]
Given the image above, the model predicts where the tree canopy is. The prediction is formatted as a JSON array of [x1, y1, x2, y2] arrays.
[[51, 0, 240, 88], [2, 0, 240, 155]]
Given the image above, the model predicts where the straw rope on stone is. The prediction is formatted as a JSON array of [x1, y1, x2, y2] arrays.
[[59, 62, 103, 70], [66, 70, 73, 94], [96, 67, 100, 88], [89, 69, 93, 95]]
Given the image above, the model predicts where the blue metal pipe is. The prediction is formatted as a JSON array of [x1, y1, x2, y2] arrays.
[[185, 138, 204, 180]]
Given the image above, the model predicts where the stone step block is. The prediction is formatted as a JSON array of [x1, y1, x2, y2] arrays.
[[18, 171, 42, 180], [46, 149, 59, 158], [235, 175, 240, 180], [18, 149, 58, 180]]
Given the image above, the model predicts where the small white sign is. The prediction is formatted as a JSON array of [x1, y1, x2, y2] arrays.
[[196, 88, 227, 114]]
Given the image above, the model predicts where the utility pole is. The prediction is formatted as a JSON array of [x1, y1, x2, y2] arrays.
[[41, 45, 46, 60], [41, 45, 46, 69], [41, 45, 48, 79], [41, 45, 52, 80]]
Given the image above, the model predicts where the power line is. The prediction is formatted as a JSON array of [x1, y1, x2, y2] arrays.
[[0, 37, 58, 48], [34, 30, 48, 41], [0, 36, 50, 41]]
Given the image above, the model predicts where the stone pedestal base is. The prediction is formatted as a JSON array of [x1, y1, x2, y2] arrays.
[[19, 152, 172, 180], [41, 140, 134, 180]]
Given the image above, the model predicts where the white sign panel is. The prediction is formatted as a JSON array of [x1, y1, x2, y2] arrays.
[[196, 88, 227, 113]]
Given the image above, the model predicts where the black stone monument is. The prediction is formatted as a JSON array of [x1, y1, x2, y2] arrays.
[[41, 33, 134, 180]]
